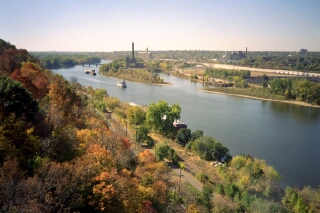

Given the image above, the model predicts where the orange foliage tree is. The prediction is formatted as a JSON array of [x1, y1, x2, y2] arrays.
[[10, 62, 49, 100]]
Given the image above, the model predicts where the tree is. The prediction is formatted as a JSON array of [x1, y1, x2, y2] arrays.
[[0, 75, 39, 122], [0, 114, 40, 173], [94, 88, 108, 101], [175, 128, 192, 146], [10, 62, 49, 100], [146, 100, 181, 135], [194, 136, 232, 162], [155, 143, 170, 161], [136, 124, 149, 144], [191, 130, 203, 142], [46, 74, 80, 128], [128, 106, 146, 125], [197, 185, 214, 213]]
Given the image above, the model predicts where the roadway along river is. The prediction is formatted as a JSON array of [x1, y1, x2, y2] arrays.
[[51, 60, 320, 188]]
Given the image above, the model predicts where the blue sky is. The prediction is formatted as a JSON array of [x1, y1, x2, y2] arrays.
[[1, 0, 319, 51]]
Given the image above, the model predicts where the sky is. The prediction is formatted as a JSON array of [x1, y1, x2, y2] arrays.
[[1, 0, 320, 52]]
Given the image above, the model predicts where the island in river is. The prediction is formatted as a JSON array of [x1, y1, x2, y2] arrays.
[[99, 58, 171, 85]]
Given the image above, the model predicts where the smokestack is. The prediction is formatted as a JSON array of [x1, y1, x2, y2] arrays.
[[132, 42, 134, 59], [246, 47, 247, 58]]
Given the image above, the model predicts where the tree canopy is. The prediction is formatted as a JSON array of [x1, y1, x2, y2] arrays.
[[146, 100, 181, 135]]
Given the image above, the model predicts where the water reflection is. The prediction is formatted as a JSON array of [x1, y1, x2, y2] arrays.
[[268, 101, 320, 121]]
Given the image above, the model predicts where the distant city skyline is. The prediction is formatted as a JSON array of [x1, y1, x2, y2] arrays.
[[1, 0, 320, 52]]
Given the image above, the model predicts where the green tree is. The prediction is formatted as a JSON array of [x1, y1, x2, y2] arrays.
[[194, 136, 232, 162], [94, 88, 108, 101], [146, 100, 181, 135], [136, 124, 149, 144], [155, 143, 169, 161], [197, 185, 214, 213], [191, 130, 203, 141], [175, 128, 192, 146], [128, 106, 146, 125], [0, 75, 39, 122]]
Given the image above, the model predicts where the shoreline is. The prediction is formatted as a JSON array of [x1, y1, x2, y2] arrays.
[[198, 88, 320, 108]]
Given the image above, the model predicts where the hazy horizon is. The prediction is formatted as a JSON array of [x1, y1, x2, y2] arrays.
[[2, 0, 320, 52]]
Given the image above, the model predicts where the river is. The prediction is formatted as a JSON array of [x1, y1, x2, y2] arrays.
[[51, 60, 320, 188]]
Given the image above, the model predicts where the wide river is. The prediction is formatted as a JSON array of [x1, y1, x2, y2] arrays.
[[52, 60, 320, 188]]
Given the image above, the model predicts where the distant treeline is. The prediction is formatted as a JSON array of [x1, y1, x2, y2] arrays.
[[267, 77, 320, 105], [28, 49, 320, 72], [30, 52, 106, 68], [237, 52, 320, 72]]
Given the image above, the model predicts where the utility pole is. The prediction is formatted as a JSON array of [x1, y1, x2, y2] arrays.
[[125, 120, 127, 137], [178, 163, 185, 196]]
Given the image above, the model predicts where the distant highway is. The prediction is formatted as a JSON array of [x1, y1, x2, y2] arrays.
[[202, 63, 320, 77]]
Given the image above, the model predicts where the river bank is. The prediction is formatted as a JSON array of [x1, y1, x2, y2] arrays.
[[199, 88, 320, 108]]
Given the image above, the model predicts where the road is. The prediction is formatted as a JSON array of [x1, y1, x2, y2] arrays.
[[172, 167, 203, 192]]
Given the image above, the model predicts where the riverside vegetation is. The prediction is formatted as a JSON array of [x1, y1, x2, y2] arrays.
[[99, 58, 172, 85], [201, 67, 320, 106], [1, 39, 320, 212]]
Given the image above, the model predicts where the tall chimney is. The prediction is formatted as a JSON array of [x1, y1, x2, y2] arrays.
[[246, 47, 247, 58], [132, 42, 134, 59]]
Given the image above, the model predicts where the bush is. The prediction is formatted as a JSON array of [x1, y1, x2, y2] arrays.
[[216, 184, 225, 195], [146, 136, 154, 148], [196, 172, 209, 184], [224, 182, 240, 199]]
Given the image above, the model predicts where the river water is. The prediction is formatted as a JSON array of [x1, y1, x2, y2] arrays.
[[51, 60, 320, 188]]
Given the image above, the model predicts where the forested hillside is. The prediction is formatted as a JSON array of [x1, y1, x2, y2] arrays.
[[0, 39, 175, 212]]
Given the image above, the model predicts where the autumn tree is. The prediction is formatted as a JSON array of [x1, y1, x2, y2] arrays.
[[90, 169, 146, 213], [0, 115, 41, 174], [0, 144, 116, 212], [10, 62, 49, 100], [45, 74, 81, 128]]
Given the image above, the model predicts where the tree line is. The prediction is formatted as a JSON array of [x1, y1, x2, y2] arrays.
[[30, 51, 102, 68], [238, 53, 320, 72]]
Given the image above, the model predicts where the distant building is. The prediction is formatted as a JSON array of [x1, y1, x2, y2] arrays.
[[229, 51, 247, 60], [126, 42, 144, 68], [300, 49, 308, 55], [137, 48, 152, 60], [214, 47, 247, 62]]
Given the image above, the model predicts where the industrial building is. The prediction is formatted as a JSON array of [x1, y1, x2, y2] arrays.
[[137, 48, 152, 60], [126, 42, 144, 68]]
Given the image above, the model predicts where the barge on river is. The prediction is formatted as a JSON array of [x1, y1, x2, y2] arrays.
[[117, 79, 127, 88], [84, 69, 96, 76]]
